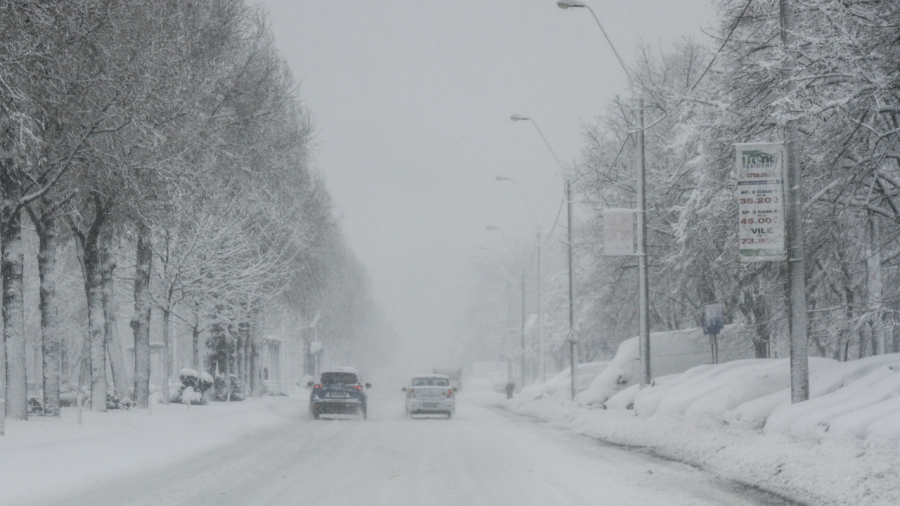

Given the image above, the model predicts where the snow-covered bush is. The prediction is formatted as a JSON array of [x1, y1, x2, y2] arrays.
[[179, 368, 201, 390], [213, 374, 245, 401], [27, 397, 43, 415], [199, 372, 214, 395], [106, 390, 132, 410], [158, 369, 215, 405], [181, 386, 203, 405]]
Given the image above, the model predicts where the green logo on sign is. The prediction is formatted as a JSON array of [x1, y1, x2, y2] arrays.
[[742, 150, 775, 167]]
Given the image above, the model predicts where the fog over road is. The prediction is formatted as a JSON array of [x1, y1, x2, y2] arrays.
[[27, 394, 798, 506]]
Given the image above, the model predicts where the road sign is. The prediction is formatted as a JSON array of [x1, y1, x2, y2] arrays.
[[603, 208, 636, 256], [702, 304, 724, 336], [736, 143, 786, 262]]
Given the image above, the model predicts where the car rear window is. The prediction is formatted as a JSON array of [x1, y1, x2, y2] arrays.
[[320, 372, 359, 385], [412, 377, 449, 387]]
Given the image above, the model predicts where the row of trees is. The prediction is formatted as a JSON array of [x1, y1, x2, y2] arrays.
[[466, 0, 900, 373], [1, 0, 377, 421]]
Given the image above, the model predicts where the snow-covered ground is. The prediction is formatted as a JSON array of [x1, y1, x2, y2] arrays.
[[7, 355, 900, 506], [471, 350, 900, 506], [6, 392, 802, 506], [0, 395, 302, 505]]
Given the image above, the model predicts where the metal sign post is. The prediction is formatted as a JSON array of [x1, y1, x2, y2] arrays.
[[702, 304, 725, 364]]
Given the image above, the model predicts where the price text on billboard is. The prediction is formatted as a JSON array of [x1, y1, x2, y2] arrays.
[[736, 143, 785, 262]]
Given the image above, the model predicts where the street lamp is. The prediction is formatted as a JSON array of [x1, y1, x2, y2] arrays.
[[486, 225, 527, 389], [494, 177, 546, 383], [509, 114, 577, 397], [509, 115, 565, 173], [558, 0, 651, 388], [494, 175, 539, 223]]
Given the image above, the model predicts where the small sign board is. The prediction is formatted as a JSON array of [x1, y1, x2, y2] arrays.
[[735, 143, 786, 262], [702, 304, 724, 336], [603, 208, 636, 256]]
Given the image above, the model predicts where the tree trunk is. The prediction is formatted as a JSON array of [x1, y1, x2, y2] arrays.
[[162, 307, 171, 404], [32, 205, 62, 416], [100, 226, 128, 397], [79, 237, 107, 411], [866, 216, 885, 355], [86, 254, 107, 412], [2, 190, 27, 420], [73, 194, 111, 412], [250, 324, 261, 397], [192, 324, 200, 370], [130, 222, 152, 408]]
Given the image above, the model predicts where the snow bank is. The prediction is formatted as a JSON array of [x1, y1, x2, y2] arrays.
[[577, 326, 755, 407], [476, 387, 900, 506], [765, 356, 900, 436], [596, 349, 900, 444], [479, 353, 900, 506], [868, 411, 900, 439], [520, 361, 608, 401], [576, 338, 639, 406]]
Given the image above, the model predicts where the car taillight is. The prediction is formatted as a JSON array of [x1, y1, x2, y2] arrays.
[[314, 384, 322, 389], [353, 385, 362, 391], [446, 389, 454, 398]]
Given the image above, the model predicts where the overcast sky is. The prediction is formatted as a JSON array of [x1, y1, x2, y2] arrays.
[[258, 0, 717, 367]]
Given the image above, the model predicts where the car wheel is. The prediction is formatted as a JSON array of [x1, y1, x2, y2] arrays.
[[447, 411, 452, 419]]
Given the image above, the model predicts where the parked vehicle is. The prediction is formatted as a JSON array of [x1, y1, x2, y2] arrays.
[[403, 375, 456, 418], [433, 367, 462, 391], [308, 367, 371, 420]]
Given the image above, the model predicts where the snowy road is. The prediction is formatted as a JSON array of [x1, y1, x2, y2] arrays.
[[25, 394, 799, 506]]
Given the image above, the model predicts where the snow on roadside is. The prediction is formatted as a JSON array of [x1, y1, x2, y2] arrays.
[[467, 361, 900, 506], [0, 395, 302, 505], [520, 361, 609, 402]]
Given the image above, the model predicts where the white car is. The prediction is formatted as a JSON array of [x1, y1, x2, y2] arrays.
[[403, 375, 456, 418]]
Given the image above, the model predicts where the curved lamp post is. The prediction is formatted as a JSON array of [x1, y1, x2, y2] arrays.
[[487, 225, 527, 389], [494, 177, 545, 383], [506, 114, 577, 401], [557, 0, 651, 388], [508, 115, 575, 393]]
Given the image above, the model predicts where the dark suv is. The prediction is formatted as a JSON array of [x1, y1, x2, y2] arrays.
[[308, 368, 371, 420]]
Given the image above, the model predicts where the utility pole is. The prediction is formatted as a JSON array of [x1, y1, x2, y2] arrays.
[[636, 95, 651, 388], [557, 0, 652, 388], [537, 225, 545, 383], [780, 0, 809, 403], [567, 180, 577, 401], [506, 279, 513, 385], [520, 269, 526, 389]]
